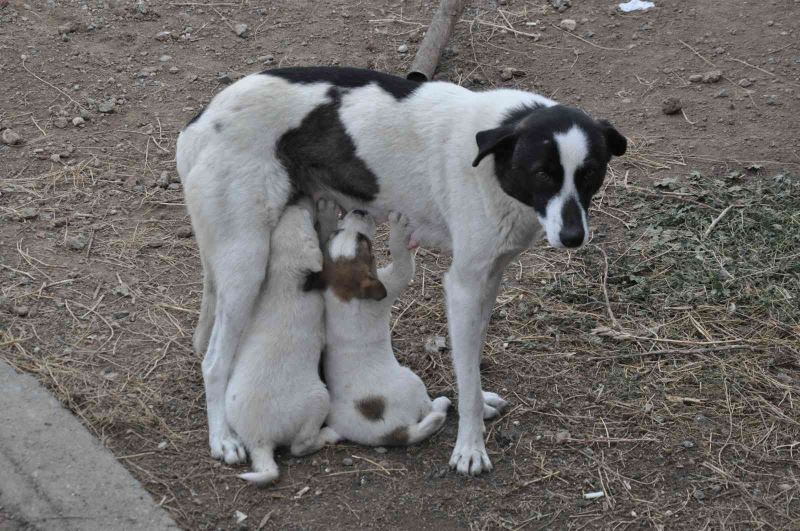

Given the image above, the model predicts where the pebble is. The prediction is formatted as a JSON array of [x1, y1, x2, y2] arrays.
[[167, 182, 181, 191], [692, 489, 705, 501], [66, 234, 89, 251], [259, 54, 275, 64], [424, 335, 447, 354], [112, 311, 130, 320], [157, 441, 168, 450], [175, 226, 193, 238], [97, 99, 115, 113], [342, 457, 354, 466], [688, 74, 703, 83], [715, 89, 729, 98], [71, 116, 85, 127], [159, 54, 172, 62], [661, 96, 682, 115], [550, 0, 571, 12], [397, 44, 409, 53], [17, 207, 38, 220], [168, 66, 180, 74], [57, 20, 78, 34], [234, 23, 249, 38], [54, 117, 68, 128], [157, 171, 170, 188], [217, 72, 234, 84], [50, 154, 61, 163], [559, 19, 577, 31], [500, 67, 514, 81], [738, 78, 753, 88], [778, 483, 792, 492], [681, 440, 695, 449], [12, 305, 30, 317], [555, 430, 571, 444], [375, 447, 387, 454], [155, 30, 171, 41], [701, 70, 722, 83], [2, 128, 23, 145], [765, 95, 778, 106]]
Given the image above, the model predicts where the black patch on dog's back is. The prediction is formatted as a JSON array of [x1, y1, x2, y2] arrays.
[[276, 89, 380, 202], [381, 426, 409, 446], [356, 396, 386, 421], [264, 66, 420, 100]]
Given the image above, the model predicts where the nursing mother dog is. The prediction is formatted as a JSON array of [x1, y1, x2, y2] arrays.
[[177, 66, 626, 476]]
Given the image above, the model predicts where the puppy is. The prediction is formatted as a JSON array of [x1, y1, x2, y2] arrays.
[[224, 199, 334, 485], [314, 200, 450, 447]]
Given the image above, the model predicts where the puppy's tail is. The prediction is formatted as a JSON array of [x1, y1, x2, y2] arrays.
[[407, 397, 451, 444], [238, 446, 279, 486]]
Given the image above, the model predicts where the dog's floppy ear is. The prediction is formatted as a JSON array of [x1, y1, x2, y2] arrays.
[[599, 119, 627, 157], [472, 126, 517, 167], [302, 270, 326, 292], [359, 275, 387, 301]]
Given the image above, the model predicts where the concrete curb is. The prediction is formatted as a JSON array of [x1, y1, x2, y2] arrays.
[[0, 360, 180, 531]]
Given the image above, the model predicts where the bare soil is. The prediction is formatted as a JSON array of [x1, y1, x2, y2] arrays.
[[1, 0, 799, 529]]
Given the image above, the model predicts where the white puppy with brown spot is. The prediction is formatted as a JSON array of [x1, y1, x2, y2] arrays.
[[225, 199, 335, 485], [314, 200, 450, 447]]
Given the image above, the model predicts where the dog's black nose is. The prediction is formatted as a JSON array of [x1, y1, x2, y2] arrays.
[[351, 209, 368, 217], [559, 228, 585, 248]]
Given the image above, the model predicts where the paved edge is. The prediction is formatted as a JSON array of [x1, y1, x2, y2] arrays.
[[0, 360, 180, 531]]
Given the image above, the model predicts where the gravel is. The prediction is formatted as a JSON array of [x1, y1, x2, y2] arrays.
[[159, 54, 172, 62], [560, 19, 577, 31], [661, 96, 682, 115], [2, 128, 23, 145], [555, 430, 571, 443], [54, 117, 68, 128], [342, 457, 354, 466], [738, 78, 753, 87], [97, 99, 115, 113], [550, 0, 571, 12], [397, 44, 409, 53], [424, 335, 447, 354], [66, 234, 89, 251], [72, 116, 85, 126], [155, 30, 171, 41], [234, 23, 249, 38]]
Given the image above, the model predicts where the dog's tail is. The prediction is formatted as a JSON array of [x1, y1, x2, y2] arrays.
[[238, 446, 279, 486], [407, 396, 451, 444]]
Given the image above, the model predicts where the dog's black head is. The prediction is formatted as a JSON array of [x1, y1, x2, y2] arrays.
[[472, 105, 626, 249]]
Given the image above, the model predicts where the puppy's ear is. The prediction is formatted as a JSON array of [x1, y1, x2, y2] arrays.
[[359, 276, 387, 301], [472, 126, 517, 167], [599, 119, 627, 157], [302, 270, 326, 292]]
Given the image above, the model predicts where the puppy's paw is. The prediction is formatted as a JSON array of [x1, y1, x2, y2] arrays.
[[316, 198, 337, 218], [210, 431, 247, 465], [432, 396, 452, 414], [388, 211, 412, 252], [482, 391, 509, 418], [449, 438, 493, 476]]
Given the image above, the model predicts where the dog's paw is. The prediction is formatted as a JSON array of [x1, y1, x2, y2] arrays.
[[316, 198, 338, 225], [449, 438, 493, 476], [482, 391, 509, 419], [388, 211, 412, 251], [432, 396, 452, 414], [210, 431, 247, 465]]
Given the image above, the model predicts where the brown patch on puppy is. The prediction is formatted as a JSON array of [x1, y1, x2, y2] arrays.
[[381, 426, 410, 446], [356, 395, 385, 421], [322, 233, 386, 301]]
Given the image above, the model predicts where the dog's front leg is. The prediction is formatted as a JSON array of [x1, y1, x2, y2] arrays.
[[445, 264, 499, 475]]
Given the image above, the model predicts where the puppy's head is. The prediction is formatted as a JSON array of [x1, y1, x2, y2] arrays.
[[271, 202, 324, 284], [321, 209, 386, 302], [472, 105, 626, 249]]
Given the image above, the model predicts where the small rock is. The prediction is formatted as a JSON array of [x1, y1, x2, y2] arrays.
[[112, 311, 130, 320], [50, 154, 61, 163], [97, 99, 115, 113], [57, 20, 79, 34], [168, 66, 179, 74], [692, 489, 705, 501], [397, 44, 409, 53], [147, 240, 164, 249], [738, 78, 753, 88], [233, 511, 247, 524], [54, 116, 68, 128], [375, 447, 387, 454], [259, 54, 275, 64], [424, 335, 447, 354], [550, 0, 571, 12], [167, 182, 181, 191], [72, 116, 85, 126], [12, 305, 30, 317], [555, 430, 571, 444], [157, 171, 170, 188], [159, 54, 172, 62], [661, 97, 682, 115], [643, 402, 653, 413], [169, 173, 181, 184], [157, 441, 168, 450], [67, 234, 89, 251], [155, 30, 171, 41], [2, 128, 23, 145], [17, 207, 38, 220], [234, 23, 249, 38], [175, 226, 193, 238], [681, 440, 695, 449], [701, 70, 722, 83], [217, 72, 234, 84], [766, 95, 778, 106], [778, 483, 792, 492], [500, 67, 514, 81], [688, 74, 703, 83], [112, 285, 131, 298], [715, 89, 729, 98], [560, 19, 577, 31], [342, 457, 354, 466]]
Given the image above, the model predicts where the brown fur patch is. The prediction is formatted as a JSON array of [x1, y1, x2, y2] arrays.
[[356, 395, 385, 421], [381, 426, 410, 446], [321, 234, 385, 301]]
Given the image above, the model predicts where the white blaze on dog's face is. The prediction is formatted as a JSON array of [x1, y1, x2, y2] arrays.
[[472, 105, 627, 249], [323, 210, 386, 302]]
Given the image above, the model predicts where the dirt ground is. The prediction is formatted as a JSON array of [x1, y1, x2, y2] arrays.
[[1, 0, 799, 529]]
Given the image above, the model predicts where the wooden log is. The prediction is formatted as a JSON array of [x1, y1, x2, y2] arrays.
[[406, 0, 467, 82]]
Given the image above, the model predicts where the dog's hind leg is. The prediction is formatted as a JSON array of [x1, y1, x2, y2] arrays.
[[407, 397, 450, 444], [239, 446, 279, 486], [193, 265, 216, 355]]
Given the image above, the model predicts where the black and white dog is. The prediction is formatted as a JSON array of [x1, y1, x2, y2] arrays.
[[176, 66, 626, 475]]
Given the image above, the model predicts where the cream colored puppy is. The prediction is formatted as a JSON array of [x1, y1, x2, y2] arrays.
[[315, 200, 450, 446], [225, 199, 335, 485]]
